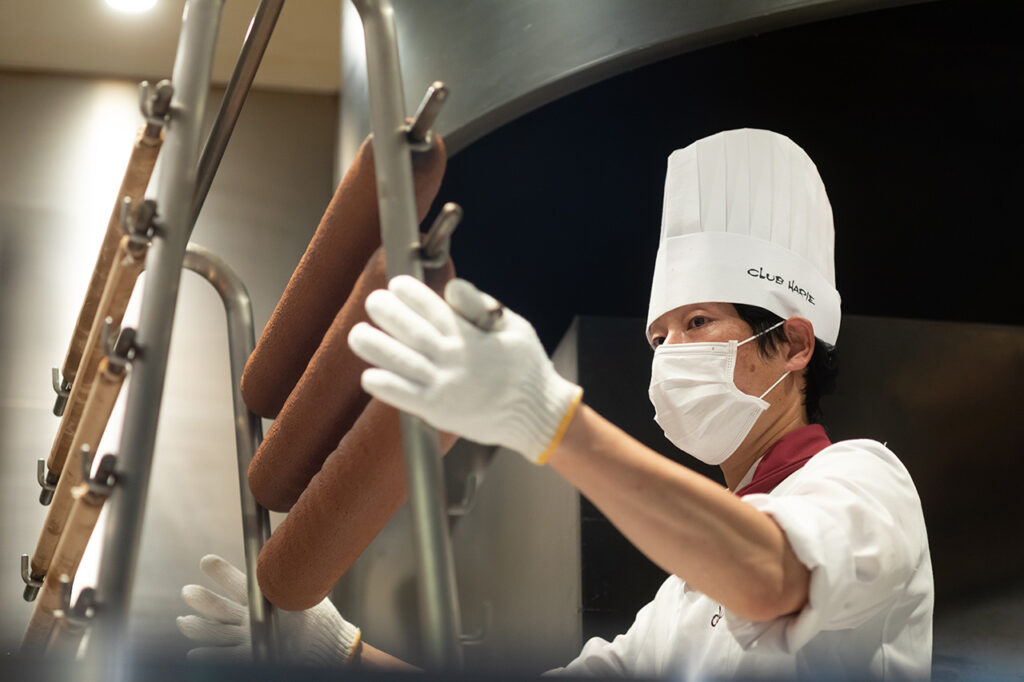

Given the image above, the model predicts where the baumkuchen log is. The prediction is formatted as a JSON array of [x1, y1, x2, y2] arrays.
[[257, 398, 459, 610], [247, 249, 455, 513], [240, 135, 447, 419]]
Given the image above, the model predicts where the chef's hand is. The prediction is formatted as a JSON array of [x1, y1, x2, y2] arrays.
[[176, 554, 361, 666], [348, 276, 582, 464]]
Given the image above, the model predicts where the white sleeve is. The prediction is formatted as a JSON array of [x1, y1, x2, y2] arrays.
[[725, 440, 928, 653], [545, 579, 670, 677]]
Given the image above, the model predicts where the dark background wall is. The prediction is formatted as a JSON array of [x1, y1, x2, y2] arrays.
[[425, 0, 1024, 672], [431, 0, 1023, 353]]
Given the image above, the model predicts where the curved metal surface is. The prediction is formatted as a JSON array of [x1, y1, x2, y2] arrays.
[[339, 0, 929, 167], [182, 243, 278, 663]]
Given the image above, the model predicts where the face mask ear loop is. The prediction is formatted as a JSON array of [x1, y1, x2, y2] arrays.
[[737, 319, 787, 348], [759, 370, 791, 400]]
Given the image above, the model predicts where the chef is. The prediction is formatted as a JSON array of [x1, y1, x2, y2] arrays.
[[179, 129, 933, 680]]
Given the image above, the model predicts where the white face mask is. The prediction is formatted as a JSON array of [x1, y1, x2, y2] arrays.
[[648, 321, 790, 465]]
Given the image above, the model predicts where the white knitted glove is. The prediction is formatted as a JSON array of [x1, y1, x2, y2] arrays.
[[348, 275, 582, 464], [176, 554, 361, 666]]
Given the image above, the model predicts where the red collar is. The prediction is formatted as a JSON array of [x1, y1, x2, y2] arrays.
[[734, 424, 832, 497]]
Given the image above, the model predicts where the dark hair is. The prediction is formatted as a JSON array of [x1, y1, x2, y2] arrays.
[[733, 304, 838, 424]]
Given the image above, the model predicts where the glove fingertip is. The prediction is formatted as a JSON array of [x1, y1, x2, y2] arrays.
[[199, 554, 249, 604], [347, 322, 373, 355], [388, 273, 425, 294]]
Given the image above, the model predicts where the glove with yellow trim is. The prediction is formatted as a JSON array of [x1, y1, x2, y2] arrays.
[[176, 554, 361, 666], [348, 276, 582, 464]]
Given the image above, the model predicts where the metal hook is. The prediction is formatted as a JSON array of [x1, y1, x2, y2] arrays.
[[405, 81, 449, 151], [38, 459, 59, 506], [21, 554, 44, 602], [51, 368, 71, 417], [103, 322, 137, 373], [138, 79, 175, 134], [37, 459, 58, 495], [81, 448, 118, 497], [67, 587, 98, 626], [419, 202, 463, 269], [121, 197, 159, 250]]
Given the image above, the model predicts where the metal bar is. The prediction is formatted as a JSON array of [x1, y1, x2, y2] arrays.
[[183, 243, 278, 663], [190, 0, 285, 231], [350, 0, 463, 671], [85, 1, 224, 676]]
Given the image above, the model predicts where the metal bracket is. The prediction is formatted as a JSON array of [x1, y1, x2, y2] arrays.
[[101, 319, 138, 372], [459, 601, 492, 646], [37, 458, 58, 494], [120, 197, 160, 250], [138, 79, 175, 136], [51, 369, 72, 417], [404, 81, 449, 152], [419, 202, 462, 269], [21, 554, 44, 602], [446, 472, 479, 518], [67, 587, 99, 627], [80, 447, 119, 497]]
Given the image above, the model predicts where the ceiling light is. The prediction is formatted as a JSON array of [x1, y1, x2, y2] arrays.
[[106, 0, 159, 13]]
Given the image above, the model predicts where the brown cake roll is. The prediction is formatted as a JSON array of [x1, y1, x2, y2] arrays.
[[241, 135, 447, 419], [257, 397, 460, 611], [247, 250, 455, 513]]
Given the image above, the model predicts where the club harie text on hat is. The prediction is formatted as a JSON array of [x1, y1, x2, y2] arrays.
[[747, 266, 815, 305]]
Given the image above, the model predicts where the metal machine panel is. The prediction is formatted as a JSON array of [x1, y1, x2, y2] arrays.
[[338, 0, 925, 170]]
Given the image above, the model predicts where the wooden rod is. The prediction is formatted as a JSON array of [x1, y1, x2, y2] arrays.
[[22, 483, 108, 655], [44, 238, 145, 488], [31, 359, 126, 578], [59, 126, 161, 388]]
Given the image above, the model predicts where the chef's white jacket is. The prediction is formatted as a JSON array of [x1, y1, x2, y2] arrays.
[[550, 439, 934, 680]]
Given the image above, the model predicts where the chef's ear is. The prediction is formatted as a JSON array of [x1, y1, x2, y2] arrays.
[[782, 318, 815, 372]]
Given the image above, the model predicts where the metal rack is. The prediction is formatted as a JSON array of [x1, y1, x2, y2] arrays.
[[27, 0, 465, 675]]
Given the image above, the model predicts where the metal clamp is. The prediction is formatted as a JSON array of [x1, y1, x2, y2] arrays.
[[419, 202, 462, 268], [404, 81, 449, 151], [138, 79, 175, 136], [51, 369, 72, 417], [101, 319, 138, 372], [21, 554, 44, 602], [120, 197, 160, 250], [80, 447, 119, 497]]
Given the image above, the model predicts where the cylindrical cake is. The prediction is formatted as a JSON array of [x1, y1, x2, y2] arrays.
[[241, 135, 447, 419], [257, 398, 459, 611], [247, 249, 454, 512]]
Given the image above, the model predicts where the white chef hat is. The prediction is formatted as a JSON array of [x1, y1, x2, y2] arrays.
[[647, 128, 841, 345]]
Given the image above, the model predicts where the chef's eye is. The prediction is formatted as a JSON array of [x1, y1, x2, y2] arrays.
[[688, 316, 708, 330], [651, 336, 666, 348]]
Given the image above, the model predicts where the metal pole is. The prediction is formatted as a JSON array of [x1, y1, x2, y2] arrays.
[[351, 0, 463, 671], [190, 0, 285, 232], [86, 0, 224, 675], [183, 243, 278, 663]]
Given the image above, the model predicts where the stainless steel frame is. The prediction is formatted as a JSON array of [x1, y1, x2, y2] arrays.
[[52, 0, 463, 673], [191, 0, 285, 230], [351, 0, 464, 670], [182, 244, 278, 663], [86, 1, 225, 674]]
